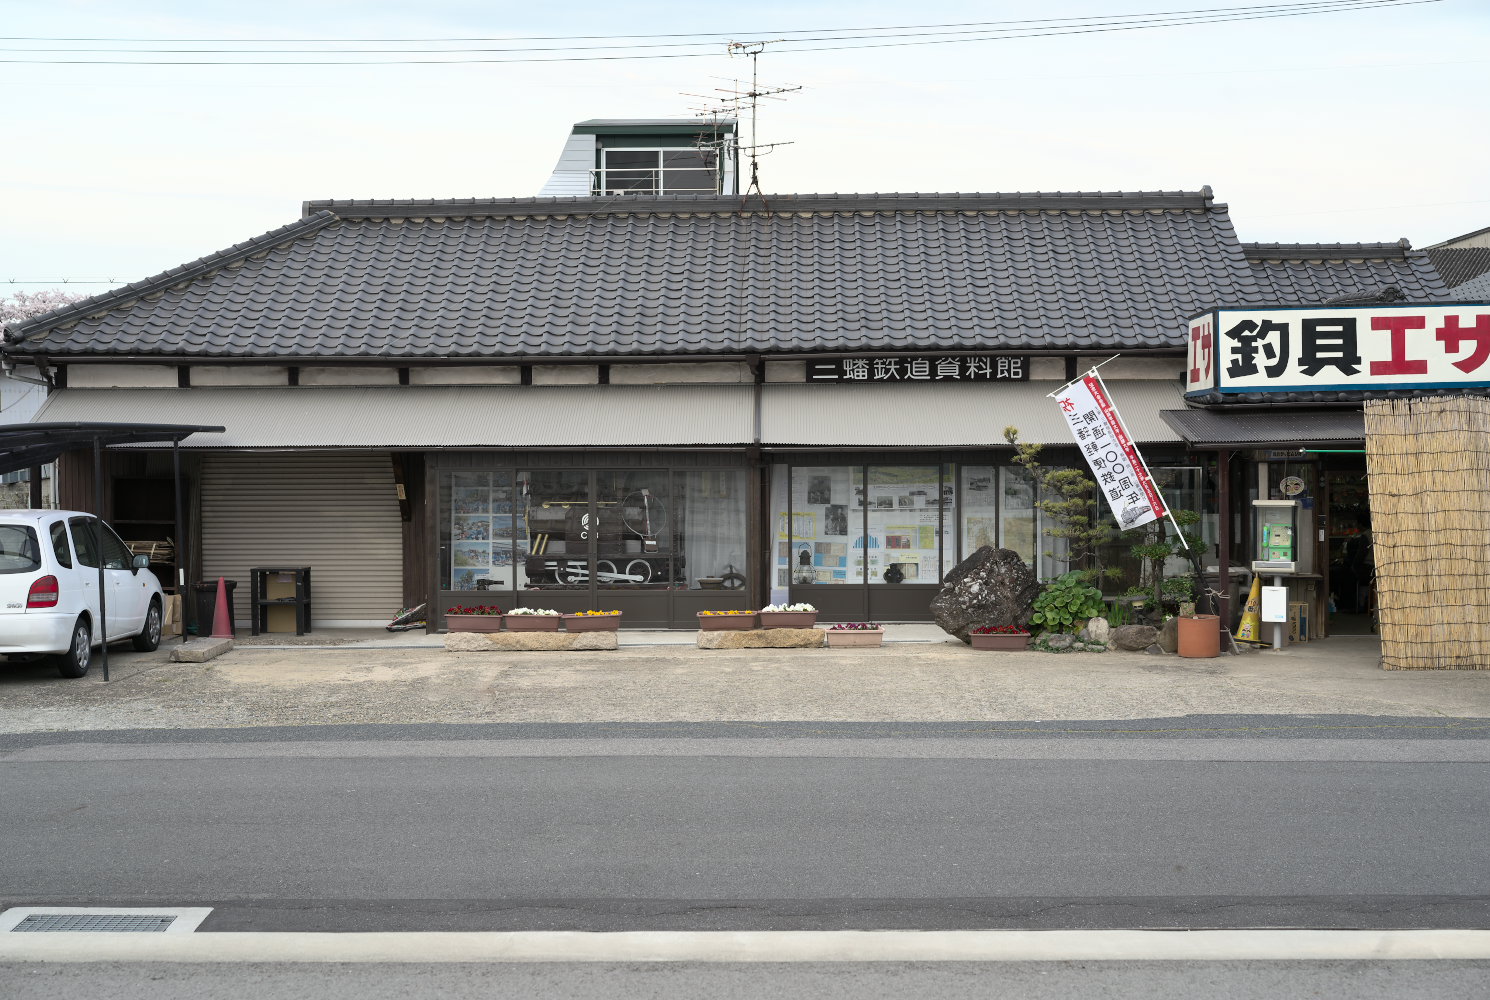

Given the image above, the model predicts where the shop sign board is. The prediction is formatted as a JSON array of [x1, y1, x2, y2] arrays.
[[1054, 372, 1167, 530], [806, 355, 1028, 382], [1186, 303, 1490, 396]]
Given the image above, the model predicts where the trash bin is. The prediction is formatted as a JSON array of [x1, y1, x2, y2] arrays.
[[192, 580, 238, 636]]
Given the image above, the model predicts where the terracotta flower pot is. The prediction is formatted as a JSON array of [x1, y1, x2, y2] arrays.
[[563, 613, 622, 632], [504, 614, 562, 632], [445, 614, 504, 633], [825, 628, 884, 648], [697, 612, 757, 631], [970, 632, 1031, 651], [758, 611, 818, 629], [1177, 615, 1220, 658]]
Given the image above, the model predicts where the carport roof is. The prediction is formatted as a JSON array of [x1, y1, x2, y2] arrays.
[[0, 422, 225, 475]]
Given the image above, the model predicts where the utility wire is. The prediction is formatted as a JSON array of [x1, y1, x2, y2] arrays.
[[0, 1, 1438, 64], [0, 1, 1425, 44]]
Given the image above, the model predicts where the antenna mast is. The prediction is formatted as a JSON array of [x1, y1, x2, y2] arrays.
[[686, 40, 801, 198]]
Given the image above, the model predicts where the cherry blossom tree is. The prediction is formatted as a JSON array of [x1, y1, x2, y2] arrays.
[[1, 289, 86, 328]]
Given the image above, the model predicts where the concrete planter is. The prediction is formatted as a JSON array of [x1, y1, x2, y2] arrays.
[[970, 631, 1031, 651], [563, 613, 622, 632], [758, 611, 818, 629], [445, 614, 504, 633], [825, 628, 884, 648], [504, 614, 562, 632], [697, 613, 758, 631]]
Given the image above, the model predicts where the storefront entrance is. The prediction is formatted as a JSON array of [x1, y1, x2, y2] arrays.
[[1324, 467, 1375, 635]]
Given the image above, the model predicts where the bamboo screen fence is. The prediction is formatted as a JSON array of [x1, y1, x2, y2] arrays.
[[1365, 395, 1490, 670]]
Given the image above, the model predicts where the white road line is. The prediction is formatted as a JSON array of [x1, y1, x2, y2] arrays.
[[2, 929, 1489, 963]]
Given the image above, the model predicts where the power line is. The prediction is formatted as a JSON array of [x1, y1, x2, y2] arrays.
[[0, 1, 1439, 64], [0, 1, 1421, 44]]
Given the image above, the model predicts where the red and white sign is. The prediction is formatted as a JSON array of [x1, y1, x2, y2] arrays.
[[1186, 303, 1490, 395], [1055, 373, 1167, 530]]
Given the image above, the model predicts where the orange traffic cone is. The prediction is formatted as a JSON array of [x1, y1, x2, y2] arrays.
[[211, 576, 233, 638]]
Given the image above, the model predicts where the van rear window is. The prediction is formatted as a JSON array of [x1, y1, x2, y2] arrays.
[[0, 525, 41, 574]]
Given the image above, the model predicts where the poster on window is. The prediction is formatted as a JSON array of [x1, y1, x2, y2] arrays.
[[1054, 372, 1166, 530]]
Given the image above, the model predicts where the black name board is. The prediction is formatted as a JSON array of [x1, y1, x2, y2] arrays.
[[806, 355, 1028, 382]]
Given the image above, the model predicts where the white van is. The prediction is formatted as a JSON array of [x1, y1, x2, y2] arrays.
[[0, 510, 165, 678]]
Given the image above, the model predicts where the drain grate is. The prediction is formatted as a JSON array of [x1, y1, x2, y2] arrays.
[[14, 913, 177, 933], [0, 906, 213, 933]]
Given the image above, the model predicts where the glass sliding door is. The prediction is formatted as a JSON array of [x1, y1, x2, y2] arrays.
[[865, 465, 941, 585], [674, 469, 748, 591], [788, 466, 862, 586], [595, 470, 674, 591]]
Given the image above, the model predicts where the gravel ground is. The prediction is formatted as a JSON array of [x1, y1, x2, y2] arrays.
[[3, 631, 1489, 734]]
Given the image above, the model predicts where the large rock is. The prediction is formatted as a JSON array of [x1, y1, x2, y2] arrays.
[[1109, 624, 1158, 651], [445, 631, 618, 651], [696, 627, 825, 649], [931, 546, 1040, 644]]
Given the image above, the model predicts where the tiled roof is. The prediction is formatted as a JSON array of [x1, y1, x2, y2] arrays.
[[7, 191, 1264, 360], [1426, 247, 1490, 290], [1242, 241, 1451, 305]]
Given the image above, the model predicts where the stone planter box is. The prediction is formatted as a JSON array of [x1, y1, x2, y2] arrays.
[[825, 628, 884, 648], [445, 614, 504, 633], [697, 612, 758, 631], [970, 631, 1031, 651], [758, 611, 818, 629], [504, 614, 562, 632], [563, 613, 622, 632]]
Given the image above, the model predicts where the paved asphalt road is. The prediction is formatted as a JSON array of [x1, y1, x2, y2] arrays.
[[3, 717, 1488, 933]]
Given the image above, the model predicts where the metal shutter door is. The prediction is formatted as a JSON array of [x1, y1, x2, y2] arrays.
[[200, 452, 403, 625]]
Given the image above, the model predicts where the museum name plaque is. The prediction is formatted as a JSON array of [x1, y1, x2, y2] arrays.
[[806, 356, 1029, 382]]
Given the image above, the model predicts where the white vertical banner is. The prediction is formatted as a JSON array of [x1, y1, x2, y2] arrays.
[[1054, 371, 1167, 530]]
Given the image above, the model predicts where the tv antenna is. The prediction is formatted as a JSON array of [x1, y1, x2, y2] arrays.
[[685, 40, 801, 198]]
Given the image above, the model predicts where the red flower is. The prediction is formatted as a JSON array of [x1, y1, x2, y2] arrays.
[[971, 624, 1028, 635]]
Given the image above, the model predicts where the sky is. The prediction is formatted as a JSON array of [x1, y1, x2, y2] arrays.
[[2, 0, 1487, 295]]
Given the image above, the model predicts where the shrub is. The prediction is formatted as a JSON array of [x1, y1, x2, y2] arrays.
[[1030, 572, 1106, 634]]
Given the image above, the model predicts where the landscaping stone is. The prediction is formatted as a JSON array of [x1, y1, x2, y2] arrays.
[[445, 631, 618, 652], [170, 637, 233, 663], [1157, 617, 1180, 654], [1044, 633, 1076, 651], [696, 627, 826, 649], [1080, 617, 1111, 644], [1110, 624, 1159, 651], [930, 546, 1040, 644]]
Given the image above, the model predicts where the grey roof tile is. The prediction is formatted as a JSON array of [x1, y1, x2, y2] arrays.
[[8, 191, 1269, 359], [1242, 241, 1452, 304], [1425, 247, 1490, 290]]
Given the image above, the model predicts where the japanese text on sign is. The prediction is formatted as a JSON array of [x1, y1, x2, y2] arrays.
[[1056, 373, 1166, 530], [1186, 305, 1490, 395], [806, 356, 1028, 382]]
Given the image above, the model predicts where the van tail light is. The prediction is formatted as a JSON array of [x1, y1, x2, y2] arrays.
[[27, 575, 60, 609]]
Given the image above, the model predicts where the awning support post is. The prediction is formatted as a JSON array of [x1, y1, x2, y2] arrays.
[[93, 435, 109, 683]]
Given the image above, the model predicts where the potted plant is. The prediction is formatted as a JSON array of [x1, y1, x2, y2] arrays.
[[563, 609, 623, 632], [969, 624, 1031, 651], [825, 622, 884, 648], [504, 607, 562, 631], [758, 602, 818, 628], [445, 604, 504, 633], [697, 610, 758, 630]]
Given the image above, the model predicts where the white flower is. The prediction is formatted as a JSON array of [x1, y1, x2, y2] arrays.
[[508, 607, 559, 616], [761, 603, 817, 613]]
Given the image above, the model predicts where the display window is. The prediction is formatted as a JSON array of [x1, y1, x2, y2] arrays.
[[439, 466, 748, 597]]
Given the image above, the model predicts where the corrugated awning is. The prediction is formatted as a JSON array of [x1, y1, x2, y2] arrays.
[[760, 381, 1187, 446], [1159, 407, 1364, 448], [32, 385, 755, 448]]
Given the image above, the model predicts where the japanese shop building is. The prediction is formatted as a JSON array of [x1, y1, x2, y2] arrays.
[[2, 184, 1454, 632]]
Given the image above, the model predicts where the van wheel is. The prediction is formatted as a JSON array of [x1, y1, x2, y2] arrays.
[[57, 617, 92, 679], [133, 600, 163, 652]]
